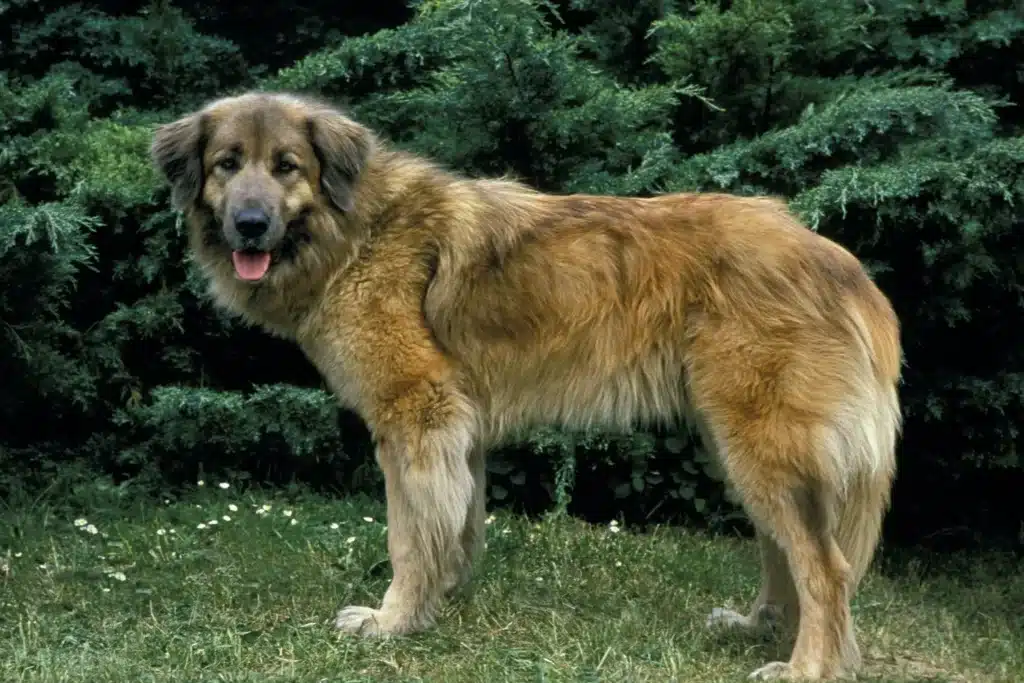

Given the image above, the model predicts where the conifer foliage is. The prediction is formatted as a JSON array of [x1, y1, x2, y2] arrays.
[[1, 0, 1021, 546]]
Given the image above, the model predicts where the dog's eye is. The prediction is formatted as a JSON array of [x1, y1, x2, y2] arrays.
[[216, 157, 238, 172], [275, 159, 298, 174]]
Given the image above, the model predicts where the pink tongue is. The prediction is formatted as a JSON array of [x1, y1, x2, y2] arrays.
[[231, 251, 271, 280]]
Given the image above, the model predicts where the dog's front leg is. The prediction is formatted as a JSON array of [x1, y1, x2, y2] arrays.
[[334, 378, 478, 638]]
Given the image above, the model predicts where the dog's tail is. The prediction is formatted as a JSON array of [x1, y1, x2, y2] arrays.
[[835, 459, 896, 587], [832, 293, 902, 587]]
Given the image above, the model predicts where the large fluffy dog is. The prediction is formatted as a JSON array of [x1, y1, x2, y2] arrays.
[[151, 91, 901, 681]]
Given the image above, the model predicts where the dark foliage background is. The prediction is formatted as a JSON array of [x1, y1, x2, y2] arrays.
[[2, 0, 1022, 553]]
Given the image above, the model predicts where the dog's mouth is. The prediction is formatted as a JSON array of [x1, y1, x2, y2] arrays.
[[224, 211, 312, 283], [231, 249, 272, 281]]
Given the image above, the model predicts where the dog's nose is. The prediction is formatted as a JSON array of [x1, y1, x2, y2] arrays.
[[233, 208, 271, 240]]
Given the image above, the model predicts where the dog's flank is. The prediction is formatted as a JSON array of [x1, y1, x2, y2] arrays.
[[151, 91, 902, 681]]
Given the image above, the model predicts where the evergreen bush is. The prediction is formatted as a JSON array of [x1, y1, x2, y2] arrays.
[[2, 0, 1021, 547]]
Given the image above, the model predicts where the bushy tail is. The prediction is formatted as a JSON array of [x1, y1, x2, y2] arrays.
[[835, 294, 902, 587], [835, 464, 896, 587]]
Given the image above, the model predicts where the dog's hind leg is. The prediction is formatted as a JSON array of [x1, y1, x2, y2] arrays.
[[333, 381, 478, 637], [702, 415, 858, 681], [707, 528, 799, 636]]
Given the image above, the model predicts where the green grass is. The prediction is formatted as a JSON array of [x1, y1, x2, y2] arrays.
[[1, 483, 1021, 683]]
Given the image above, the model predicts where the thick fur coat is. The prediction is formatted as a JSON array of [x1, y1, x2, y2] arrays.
[[151, 91, 902, 681]]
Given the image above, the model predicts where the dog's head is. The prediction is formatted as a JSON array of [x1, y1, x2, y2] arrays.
[[150, 92, 374, 283]]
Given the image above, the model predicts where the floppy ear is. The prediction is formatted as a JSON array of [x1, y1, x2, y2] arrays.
[[150, 113, 205, 211], [307, 108, 373, 213]]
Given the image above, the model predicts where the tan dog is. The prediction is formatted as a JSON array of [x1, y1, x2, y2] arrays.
[[151, 91, 901, 681]]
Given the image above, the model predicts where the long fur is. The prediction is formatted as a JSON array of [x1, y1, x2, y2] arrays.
[[151, 91, 903, 681]]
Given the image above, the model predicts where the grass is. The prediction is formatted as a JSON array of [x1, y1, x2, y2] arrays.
[[1, 483, 1022, 683]]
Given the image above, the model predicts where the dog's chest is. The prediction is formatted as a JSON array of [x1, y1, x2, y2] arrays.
[[297, 333, 365, 413]]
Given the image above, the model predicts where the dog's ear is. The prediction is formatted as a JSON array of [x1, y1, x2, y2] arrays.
[[307, 108, 373, 213], [151, 113, 205, 211]]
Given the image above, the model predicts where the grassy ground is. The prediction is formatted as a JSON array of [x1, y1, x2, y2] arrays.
[[1, 483, 1021, 683]]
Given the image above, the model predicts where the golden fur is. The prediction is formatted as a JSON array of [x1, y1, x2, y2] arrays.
[[151, 91, 902, 681]]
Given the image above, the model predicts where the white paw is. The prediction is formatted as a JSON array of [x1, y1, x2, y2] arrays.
[[706, 606, 751, 629], [334, 605, 388, 637], [748, 661, 793, 680]]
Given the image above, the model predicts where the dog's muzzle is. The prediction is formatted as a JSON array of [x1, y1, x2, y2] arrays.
[[232, 207, 272, 246]]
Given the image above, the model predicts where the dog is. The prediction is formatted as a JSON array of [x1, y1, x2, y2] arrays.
[[151, 91, 901, 681]]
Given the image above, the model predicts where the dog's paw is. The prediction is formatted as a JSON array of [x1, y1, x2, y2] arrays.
[[748, 661, 820, 681], [706, 606, 751, 629], [748, 662, 792, 680], [334, 605, 390, 637], [707, 604, 787, 634], [334, 604, 424, 638]]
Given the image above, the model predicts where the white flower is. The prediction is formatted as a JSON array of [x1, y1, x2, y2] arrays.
[[208, 520, 218, 526], [615, 561, 623, 567], [485, 514, 496, 525], [345, 536, 356, 545], [102, 587, 111, 593], [329, 523, 339, 530], [197, 480, 205, 487], [111, 571, 126, 582], [283, 510, 293, 517], [289, 518, 298, 526], [222, 515, 231, 522], [73, 518, 88, 527], [362, 517, 374, 523], [156, 529, 167, 536], [14, 552, 22, 558], [228, 504, 238, 512], [197, 523, 207, 529], [85, 524, 99, 535], [218, 482, 229, 490]]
